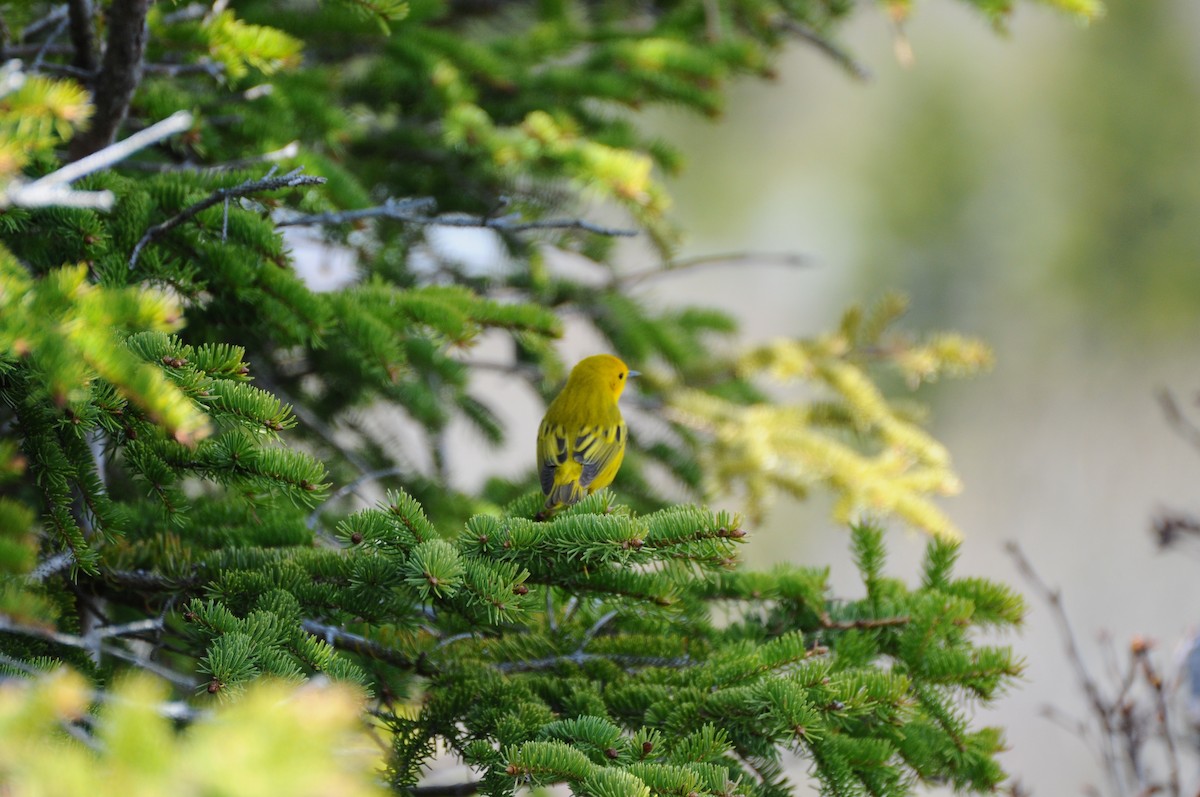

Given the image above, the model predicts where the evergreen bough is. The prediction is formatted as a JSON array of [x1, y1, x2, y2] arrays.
[[0, 1, 1095, 795]]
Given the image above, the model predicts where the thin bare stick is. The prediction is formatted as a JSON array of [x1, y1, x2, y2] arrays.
[[578, 610, 619, 651], [820, 614, 910, 630], [276, 197, 638, 237], [777, 20, 871, 80], [3, 110, 194, 210], [119, 141, 300, 173], [20, 6, 69, 43], [0, 616, 195, 687], [619, 250, 809, 286], [307, 467, 407, 530], [1006, 541, 1127, 790], [28, 551, 75, 581], [129, 167, 326, 268], [1136, 648, 1182, 797], [496, 650, 693, 674], [1158, 389, 1200, 454], [301, 619, 424, 672], [30, 13, 69, 72]]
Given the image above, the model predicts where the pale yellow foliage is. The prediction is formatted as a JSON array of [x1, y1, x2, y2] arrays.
[[665, 297, 993, 541]]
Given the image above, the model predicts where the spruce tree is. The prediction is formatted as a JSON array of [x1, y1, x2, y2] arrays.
[[0, 2, 1098, 795]]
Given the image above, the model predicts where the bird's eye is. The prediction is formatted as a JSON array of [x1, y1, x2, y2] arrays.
[[619, 372, 625, 379]]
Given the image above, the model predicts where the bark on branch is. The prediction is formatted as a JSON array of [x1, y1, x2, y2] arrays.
[[68, 0, 149, 160]]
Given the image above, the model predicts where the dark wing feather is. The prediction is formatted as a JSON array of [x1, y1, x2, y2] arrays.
[[576, 421, 627, 489], [537, 420, 569, 495]]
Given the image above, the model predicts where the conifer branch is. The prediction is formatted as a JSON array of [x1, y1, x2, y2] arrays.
[[276, 197, 638, 237], [129, 167, 327, 268], [68, 0, 150, 159]]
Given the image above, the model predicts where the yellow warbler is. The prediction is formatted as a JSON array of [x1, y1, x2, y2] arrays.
[[536, 354, 638, 517]]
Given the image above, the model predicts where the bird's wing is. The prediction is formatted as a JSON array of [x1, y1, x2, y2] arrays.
[[574, 421, 627, 490], [537, 419, 570, 496]]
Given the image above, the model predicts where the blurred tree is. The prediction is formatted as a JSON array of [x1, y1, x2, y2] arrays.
[[0, 1, 1096, 795], [857, 0, 1199, 340]]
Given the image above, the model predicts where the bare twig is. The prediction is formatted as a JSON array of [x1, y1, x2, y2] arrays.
[[2, 44, 73, 59], [0, 616, 196, 687], [307, 467, 407, 530], [68, 0, 151, 159], [30, 13, 69, 72], [820, 614, 910, 630], [300, 619, 425, 672], [20, 6, 69, 43], [120, 141, 300, 173], [3, 110, 194, 210], [495, 650, 692, 674], [1006, 541, 1128, 792], [777, 19, 871, 81], [28, 551, 75, 581], [1135, 646, 1182, 797], [276, 197, 638, 237], [578, 610, 619, 650], [1158, 390, 1200, 454], [142, 59, 224, 79], [619, 250, 809, 287], [129, 167, 326, 268]]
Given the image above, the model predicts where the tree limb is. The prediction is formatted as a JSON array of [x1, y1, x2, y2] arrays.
[[66, 0, 95, 72], [276, 197, 638, 237], [68, 0, 150, 160], [129, 167, 327, 268]]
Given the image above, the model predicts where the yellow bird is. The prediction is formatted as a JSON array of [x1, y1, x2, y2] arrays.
[[536, 354, 638, 517]]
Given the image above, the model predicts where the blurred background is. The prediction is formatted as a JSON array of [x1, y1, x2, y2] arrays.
[[636, 0, 1200, 793]]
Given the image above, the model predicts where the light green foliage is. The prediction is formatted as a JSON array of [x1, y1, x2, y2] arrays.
[[0, 1, 1087, 796], [0, 67, 92, 185], [0, 669, 388, 797]]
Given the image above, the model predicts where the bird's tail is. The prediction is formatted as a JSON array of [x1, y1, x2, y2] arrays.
[[544, 480, 585, 512]]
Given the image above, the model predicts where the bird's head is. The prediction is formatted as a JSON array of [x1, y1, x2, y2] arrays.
[[569, 354, 639, 401]]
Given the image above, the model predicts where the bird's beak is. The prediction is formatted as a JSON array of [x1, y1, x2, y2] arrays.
[[628, 370, 641, 379]]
